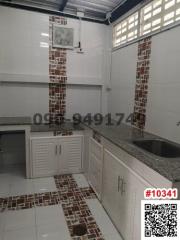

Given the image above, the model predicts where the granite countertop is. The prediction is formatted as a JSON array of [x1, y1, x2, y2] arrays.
[[0, 117, 32, 125], [84, 121, 180, 183]]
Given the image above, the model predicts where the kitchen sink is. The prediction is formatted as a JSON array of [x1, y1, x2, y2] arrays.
[[132, 139, 180, 158]]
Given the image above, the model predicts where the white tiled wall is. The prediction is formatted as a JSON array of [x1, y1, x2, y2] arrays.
[[0, 7, 49, 81], [146, 26, 180, 144], [110, 24, 180, 143], [66, 85, 102, 119], [0, 83, 49, 117], [66, 19, 109, 86], [0, 6, 109, 118], [109, 43, 138, 122]]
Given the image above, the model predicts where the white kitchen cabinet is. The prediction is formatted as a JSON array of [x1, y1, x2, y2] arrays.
[[88, 138, 103, 199], [31, 135, 83, 178], [31, 137, 58, 178], [102, 149, 153, 240]]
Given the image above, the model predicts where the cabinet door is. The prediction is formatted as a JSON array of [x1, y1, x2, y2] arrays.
[[31, 137, 58, 178], [89, 138, 103, 199], [102, 149, 135, 240], [59, 136, 83, 174], [132, 176, 152, 240], [102, 150, 123, 226], [116, 158, 136, 240]]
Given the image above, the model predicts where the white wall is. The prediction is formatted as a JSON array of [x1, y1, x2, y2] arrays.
[[66, 19, 107, 86], [0, 7, 49, 82], [66, 85, 102, 119], [109, 24, 180, 143], [109, 44, 137, 121], [0, 6, 110, 118], [146, 26, 180, 144], [0, 83, 49, 117]]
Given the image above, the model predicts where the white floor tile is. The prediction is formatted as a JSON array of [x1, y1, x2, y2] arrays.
[[0, 212, 5, 232], [10, 180, 34, 196], [37, 223, 71, 240], [3, 227, 36, 240], [36, 204, 70, 240], [4, 209, 36, 231], [0, 183, 10, 198], [9, 174, 26, 183], [35, 205, 63, 226], [73, 174, 89, 188], [33, 178, 57, 193], [0, 174, 11, 185], [0, 171, 26, 186], [86, 199, 123, 240]]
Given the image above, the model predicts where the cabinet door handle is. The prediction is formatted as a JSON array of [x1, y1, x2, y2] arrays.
[[55, 145, 58, 155], [59, 145, 61, 155], [118, 176, 122, 192], [121, 179, 126, 195]]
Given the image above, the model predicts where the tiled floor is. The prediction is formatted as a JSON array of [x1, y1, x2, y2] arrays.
[[0, 170, 122, 240], [0, 173, 57, 198], [86, 199, 122, 240]]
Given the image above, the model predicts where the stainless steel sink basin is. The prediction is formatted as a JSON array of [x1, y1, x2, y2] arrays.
[[132, 139, 180, 158]]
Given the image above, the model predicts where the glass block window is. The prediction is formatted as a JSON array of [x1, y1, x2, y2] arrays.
[[113, 12, 139, 47], [140, 0, 163, 35], [162, 0, 176, 26], [113, 0, 180, 48]]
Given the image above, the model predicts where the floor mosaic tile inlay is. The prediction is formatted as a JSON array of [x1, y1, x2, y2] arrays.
[[55, 175, 103, 239], [0, 174, 105, 239]]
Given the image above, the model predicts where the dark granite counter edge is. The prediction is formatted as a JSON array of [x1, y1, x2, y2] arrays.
[[31, 123, 84, 132], [0, 117, 84, 131], [0, 117, 32, 126]]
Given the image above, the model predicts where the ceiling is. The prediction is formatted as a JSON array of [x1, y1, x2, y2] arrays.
[[0, 0, 126, 20]]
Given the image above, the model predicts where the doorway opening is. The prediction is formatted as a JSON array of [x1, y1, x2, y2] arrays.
[[0, 131, 26, 178]]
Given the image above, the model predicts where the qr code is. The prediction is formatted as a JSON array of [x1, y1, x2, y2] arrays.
[[141, 200, 180, 240]]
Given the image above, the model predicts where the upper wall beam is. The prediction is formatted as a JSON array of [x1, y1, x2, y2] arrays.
[[108, 0, 144, 24], [59, 0, 68, 11]]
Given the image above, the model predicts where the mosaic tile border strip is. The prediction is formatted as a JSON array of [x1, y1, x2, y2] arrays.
[[0, 191, 60, 211], [133, 37, 152, 130], [63, 199, 104, 240], [54, 175, 104, 240], [0, 175, 96, 211], [49, 16, 67, 124]]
